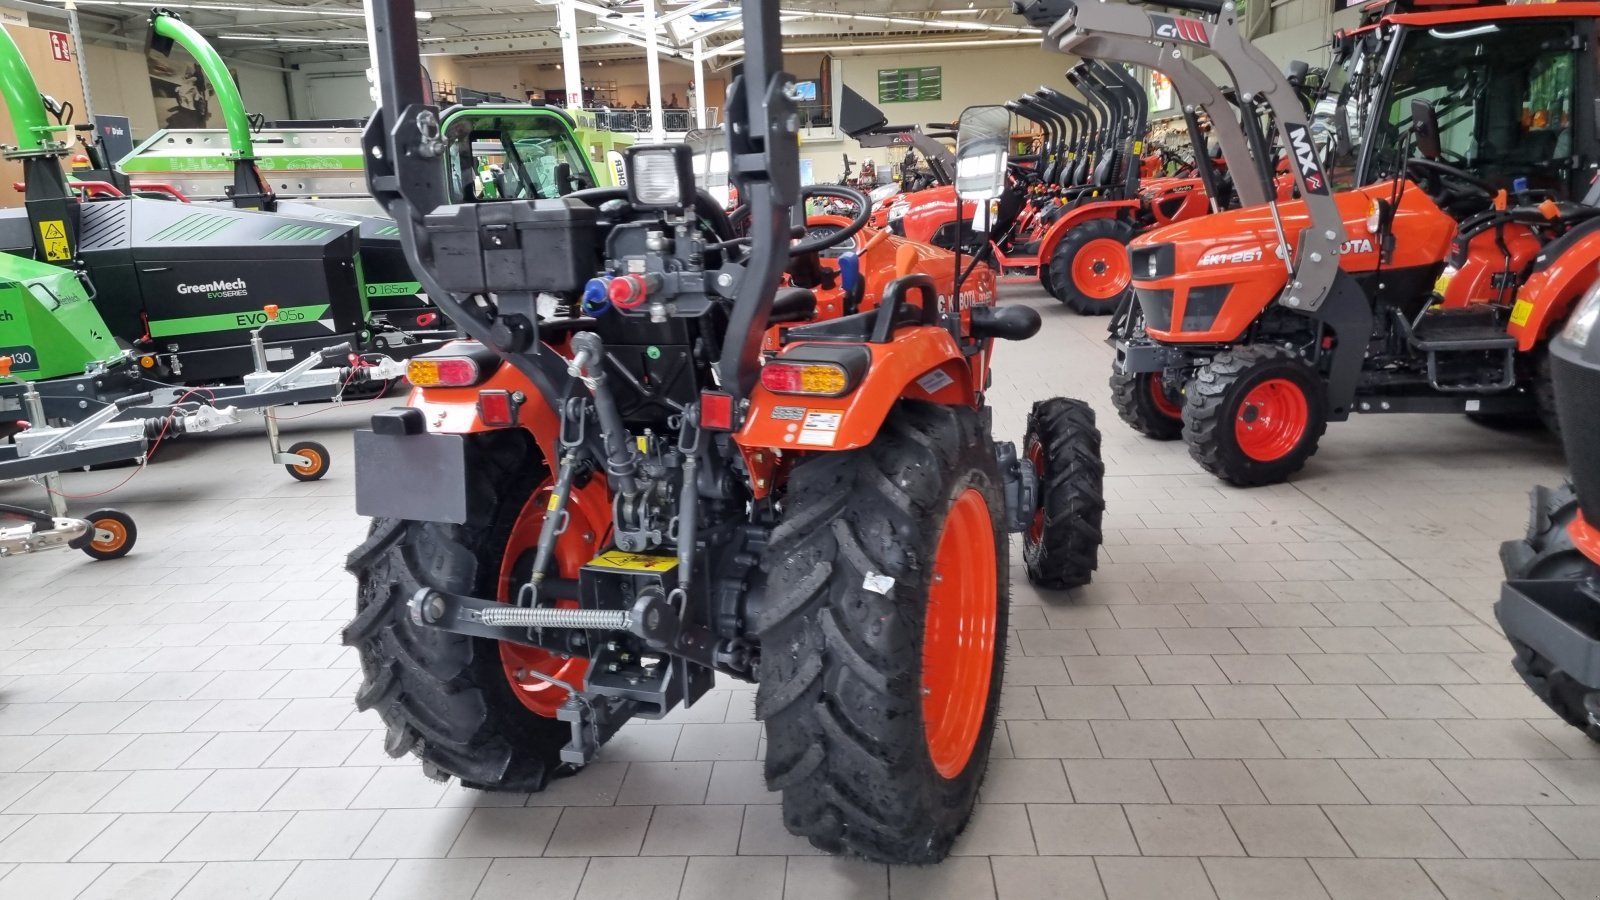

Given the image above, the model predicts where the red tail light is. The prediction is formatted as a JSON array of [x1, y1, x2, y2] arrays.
[[407, 357, 481, 386]]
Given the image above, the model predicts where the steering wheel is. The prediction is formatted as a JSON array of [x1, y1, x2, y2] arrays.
[[566, 186, 737, 242], [729, 184, 873, 257], [1404, 157, 1495, 201], [793, 184, 872, 255]]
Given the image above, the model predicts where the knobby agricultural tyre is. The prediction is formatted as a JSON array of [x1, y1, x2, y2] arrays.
[[753, 401, 1008, 864], [1109, 370, 1185, 441], [1183, 345, 1328, 487], [1499, 483, 1600, 742], [1047, 218, 1134, 315], [342, 431, 581, 792], [1024, 397, 1105, 589]]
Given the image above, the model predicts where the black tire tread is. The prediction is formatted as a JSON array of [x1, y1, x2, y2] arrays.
[[1024, 397, 1105, 588], [1183, 345, 1327, 487], [1047, 217, 1134, 315], [754, 401, 1008, 864], [1110, 370, 1183, 441], [342, 432, 573, 793]]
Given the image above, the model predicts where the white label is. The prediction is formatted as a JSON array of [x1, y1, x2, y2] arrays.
[[265, 347, 295, 362], [1, 9, 28, 27], [797, 429, 835, 446], [916, 369, 954, 394], [1465, 399, 1481, 412], [801, 411, 842, 431]]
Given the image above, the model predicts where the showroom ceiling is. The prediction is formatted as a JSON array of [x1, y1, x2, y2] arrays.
[[29, 0, 1038, 64]]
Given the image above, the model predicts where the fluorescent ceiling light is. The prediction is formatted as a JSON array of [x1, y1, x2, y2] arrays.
[[46, 1, 429, 17], [777, 8, 1034, 34], [718, 36, 1038, 55]]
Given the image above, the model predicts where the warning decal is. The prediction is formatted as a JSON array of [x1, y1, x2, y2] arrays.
[[38, 220, 69, 261], [798, 409, 843, 447]]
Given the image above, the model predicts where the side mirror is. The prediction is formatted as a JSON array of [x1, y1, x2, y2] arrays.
[[1411, 99, 1441, 162], [955, 104, 1011, 202]]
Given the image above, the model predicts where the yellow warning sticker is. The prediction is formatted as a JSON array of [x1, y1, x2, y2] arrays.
[[590, 550, 678, 572], [1510, 299, 1534, 328], [38, 219, 69, 261], [546, 492, 561, 512]]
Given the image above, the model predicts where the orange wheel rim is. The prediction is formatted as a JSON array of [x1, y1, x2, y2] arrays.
[[1070, 236, 1130, 301], [497, 484, 595, 717], [1149, 373, 1183, 419], [294, 449, 323, 476], [91, 519, 127, 553], [921, 487, 998, 779], [1235, 378, 1309, 462], [1025, 440, 1046, 546]]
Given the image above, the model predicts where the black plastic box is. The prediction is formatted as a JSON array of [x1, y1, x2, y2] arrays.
[[424, 198, 597, 295]]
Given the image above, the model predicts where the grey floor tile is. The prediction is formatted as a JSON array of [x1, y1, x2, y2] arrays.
[[172, 861, 296, 900], [640, 805, 743, 856], [272, 859, 394, 900], [447, 807, 563, 858], [782, 856, 887, 900], [991, 857, 1104, 900], [1418, 859, 1562, 900], [1323, 804, 1461, 858], [1063, 759, 1169, 804], [77, 862, 201, 900], [1202, 858, 1330, 900], [1027, 804, 1137, 856], [1426, 805, 1574, 859], [1096, 856, 1218, 900], [679, 857, 785, 900], [1308, 859, 1445, 900], [375, 858, 490, 900], [0, 861, 109, 900], [1125, 804, 1244, 857], [1225, 805, 1350, 857], [890, 856, 997, 900]]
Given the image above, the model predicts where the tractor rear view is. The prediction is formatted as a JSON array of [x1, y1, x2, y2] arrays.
[[344, 0, 1103, 865]]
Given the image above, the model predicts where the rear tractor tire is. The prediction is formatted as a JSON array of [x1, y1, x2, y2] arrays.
[[1184, 346, 1327, 487], [753, 401, 1008, 864], [1024, 397, 1105, 588], [342, 431, 597, 793], [1047, 218, 1134, 315], [1110, 370, 1185, 441], [1499, 483, 1600, 743]]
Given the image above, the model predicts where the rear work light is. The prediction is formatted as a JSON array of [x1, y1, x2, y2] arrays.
[[407, 356, 482, 386], [760, 361, 853, 397]]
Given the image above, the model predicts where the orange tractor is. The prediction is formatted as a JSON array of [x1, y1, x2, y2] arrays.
[[1052, 0, 1600, 484], [345, 0, 1104, 865]]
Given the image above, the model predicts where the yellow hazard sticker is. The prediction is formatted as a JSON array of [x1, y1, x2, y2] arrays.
[[1510, 299, 1534, 327], [635, 436, 648, 453], [546, 492, 561, 512], [38, 219, 69, 261], [590, 550, 678, 572]]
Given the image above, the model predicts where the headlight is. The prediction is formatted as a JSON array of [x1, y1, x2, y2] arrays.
[[1563, 277, 1600, 347], [624, 144, 694, 210]]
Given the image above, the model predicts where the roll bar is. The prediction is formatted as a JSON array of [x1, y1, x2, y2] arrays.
[[1031, 0, 1345, 314], [362, 0, 797, 406]]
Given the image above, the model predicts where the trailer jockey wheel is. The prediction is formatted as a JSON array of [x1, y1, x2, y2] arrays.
[[81, 509, 136, 560], [285, 441, 330, 482], [1110, 370, 1185, 441], [1047, 218, 1134, 315], [1023, 397, 1105, 588], [1184, 346, 1327, 487]]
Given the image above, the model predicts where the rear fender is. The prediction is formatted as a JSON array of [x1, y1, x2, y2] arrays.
[[1037, 200, 1139, 264], [736, 327, 977, 496], [406, 357, 564, 466], [1509, 229, 1600, 351]]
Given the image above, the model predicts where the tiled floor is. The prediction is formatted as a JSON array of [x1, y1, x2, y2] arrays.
[[0, 283, 1586, 900]]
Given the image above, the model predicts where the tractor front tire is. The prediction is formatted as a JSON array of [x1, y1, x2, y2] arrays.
[[1184, 346, 1327, 487], [1047, 218, 1134, 315], [754, 401, 1008, 864], [1110, 370, 1185, 441], [1024, 397, 1105, 589], [342, 432, 575, 793]]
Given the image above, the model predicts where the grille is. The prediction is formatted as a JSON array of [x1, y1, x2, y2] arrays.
[[1181, 285, 1231, 332], [77, 202, 132, 250], [1552, 347, 1600, 524], [1135, 288, 1173, 332], [263, 223, 334, 241]]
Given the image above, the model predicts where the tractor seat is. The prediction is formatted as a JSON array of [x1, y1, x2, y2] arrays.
[[769, 287, 819, 325], [780, 302, 924, 344]]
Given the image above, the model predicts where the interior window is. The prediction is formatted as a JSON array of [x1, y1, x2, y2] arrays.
[[443, 114, 590, 203]]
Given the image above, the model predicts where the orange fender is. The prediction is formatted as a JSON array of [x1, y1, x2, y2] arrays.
[[1036, 200, 1140, 268], [736, 326, 979, 497], [1509, 227, 1600, 351]]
